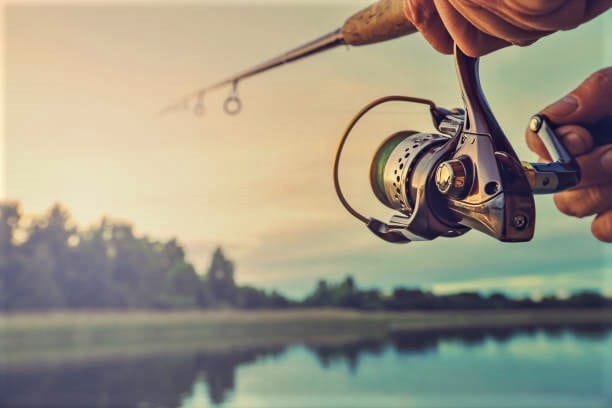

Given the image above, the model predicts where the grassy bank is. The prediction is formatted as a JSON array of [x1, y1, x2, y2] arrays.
[[1, 308, 610, 368]]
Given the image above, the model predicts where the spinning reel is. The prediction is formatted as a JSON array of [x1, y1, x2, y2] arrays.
[[333, 46, 580, 243]]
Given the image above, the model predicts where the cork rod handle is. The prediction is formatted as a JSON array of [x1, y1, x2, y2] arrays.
[[342, 0, 417, 46]]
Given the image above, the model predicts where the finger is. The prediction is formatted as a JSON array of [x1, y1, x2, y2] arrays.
[[553, 183, 612, 218], [497, 0, 610, 31], [591, 210, 612, 243], [433, 0, 510, 57], [448, 0, 554, 43], [574, 144, 612, 187], [404, 0, 454, 54], [526, 125, 594, 161], [584, 1, 612, 23], [541, 67, 612, 126]]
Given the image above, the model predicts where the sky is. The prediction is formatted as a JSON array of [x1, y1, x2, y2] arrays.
[[2, 1, 611, 298]]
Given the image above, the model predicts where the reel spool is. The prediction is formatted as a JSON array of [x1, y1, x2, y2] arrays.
[[370, 131, 449, 213], [371, 131, 441, 212]]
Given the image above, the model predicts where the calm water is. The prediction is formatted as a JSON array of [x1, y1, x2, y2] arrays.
[[1, 325, 611, 408]]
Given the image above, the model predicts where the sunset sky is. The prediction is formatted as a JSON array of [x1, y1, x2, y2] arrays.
[[3, 1, 611, 298]]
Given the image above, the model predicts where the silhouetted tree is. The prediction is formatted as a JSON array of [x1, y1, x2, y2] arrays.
[[205, 247, 237, 306], [0, 202, 22, 309]]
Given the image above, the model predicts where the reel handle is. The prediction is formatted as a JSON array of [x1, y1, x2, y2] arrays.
[[521, 114, 612, 194], [522, 114, 580, 194]]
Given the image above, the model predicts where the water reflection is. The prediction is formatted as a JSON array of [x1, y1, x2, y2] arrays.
[[0, 347, 288, 407], [1, 323, 609, 408]]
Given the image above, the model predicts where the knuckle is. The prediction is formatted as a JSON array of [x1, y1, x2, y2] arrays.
[[406, 0, 436, 27], [554, 187, 601, 218], [589, 68, 612, 85], [582, 68, 612, 96], [601, 147, 612, 173], [580, 188, 602, 217], [455, 36, 482, 58], [575, 147, 612, 187], [554, 193, 577, 217]]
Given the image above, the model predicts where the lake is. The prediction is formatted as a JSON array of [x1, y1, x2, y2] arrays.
[[1, 324, 610, 408]]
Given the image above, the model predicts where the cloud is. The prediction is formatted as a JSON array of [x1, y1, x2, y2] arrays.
[[431, 271, 611, 296]]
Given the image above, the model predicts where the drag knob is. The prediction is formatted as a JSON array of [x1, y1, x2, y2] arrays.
[[435, 157, 471, 198]]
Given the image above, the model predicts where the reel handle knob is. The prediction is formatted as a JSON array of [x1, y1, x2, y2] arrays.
[[523, 114, 580, 194]]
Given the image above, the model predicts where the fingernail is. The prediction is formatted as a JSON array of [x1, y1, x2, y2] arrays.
[[563, 132, 585, 153], [601, 149, 612, 173], [545, 95, 578, 118]]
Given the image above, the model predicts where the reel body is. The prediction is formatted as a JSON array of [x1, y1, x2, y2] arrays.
[[335, 46, 581, 243]]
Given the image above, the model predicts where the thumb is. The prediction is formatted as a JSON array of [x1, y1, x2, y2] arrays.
[[541, 67, 612, 126], [527, 67, 612, 158]]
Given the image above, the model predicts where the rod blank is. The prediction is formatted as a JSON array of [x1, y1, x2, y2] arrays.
[[161, 0, 417, 115]]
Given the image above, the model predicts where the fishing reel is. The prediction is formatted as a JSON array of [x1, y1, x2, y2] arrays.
[[334, 46, 580, 243]]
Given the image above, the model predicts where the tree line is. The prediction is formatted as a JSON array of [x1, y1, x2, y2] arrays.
[[0, 202, 289, 310], [303, 276, 610, 310], [0, 202, 609, 311]]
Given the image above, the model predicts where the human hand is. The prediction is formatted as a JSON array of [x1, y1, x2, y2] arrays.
[[403, 0, 611, 57], [525, 67, 612, 242]]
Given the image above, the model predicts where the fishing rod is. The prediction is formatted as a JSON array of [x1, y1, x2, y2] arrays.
[[160, 0, 416, 115], [165, 0, 611, 243]]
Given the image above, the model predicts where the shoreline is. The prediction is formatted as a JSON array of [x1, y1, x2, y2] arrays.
[[1, 308, 610, 368]]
